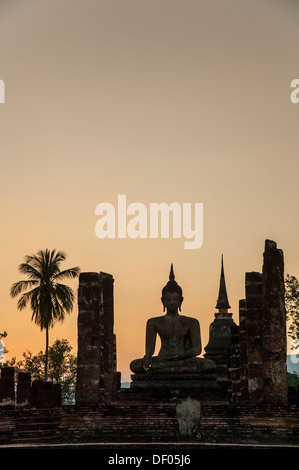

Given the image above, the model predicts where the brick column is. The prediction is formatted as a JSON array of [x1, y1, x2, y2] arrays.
[[262, 239, 288, 404], [229, 325, 240, 403], [76, 272, 103, 404], [30, 381, 61, 408], [76, 272, 119, 405], [17, 372, 31, 405], [245, 272, 264, 403], [100, 272, 119, 402], [238, 299, 248, 401], [0, 367, 15, 403]]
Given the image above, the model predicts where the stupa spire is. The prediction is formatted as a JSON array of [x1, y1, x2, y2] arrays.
[[169, 263, 175, 282], [215, 255, 231, 311]]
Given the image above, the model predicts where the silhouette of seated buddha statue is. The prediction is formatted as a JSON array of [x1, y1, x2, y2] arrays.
[[130, 265, 216, 381]]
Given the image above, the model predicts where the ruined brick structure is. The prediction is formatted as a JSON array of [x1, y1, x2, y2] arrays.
[[0, 240, 295, 448], [262, 240, 288, 403], [244, 271, 264, 402], [17, 372, 31, 405], [229, 324, 240, 399], [75, 271, 120, 405], [0, 367, 15, 403], [238, 299, 248, 401], [29, 380, 61, 408], [230, 240, 288, 404], [74, 242, 288, 407], [0, 368, 61, 408]]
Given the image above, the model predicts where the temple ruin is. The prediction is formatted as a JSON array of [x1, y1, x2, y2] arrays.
[[230, 239, 288, 404], [0, 239, 298, 446]]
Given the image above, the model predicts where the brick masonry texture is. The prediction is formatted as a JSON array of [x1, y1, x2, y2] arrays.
[[0, 403, 299, 446]]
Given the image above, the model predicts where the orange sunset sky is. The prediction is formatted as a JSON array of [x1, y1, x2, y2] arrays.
[[1, 0, 299, 382]]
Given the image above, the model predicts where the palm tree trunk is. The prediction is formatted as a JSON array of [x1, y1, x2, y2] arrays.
[[45, 326, 49, 381]]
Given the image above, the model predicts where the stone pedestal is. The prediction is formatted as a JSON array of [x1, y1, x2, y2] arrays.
[[130, 372, 219, 400]]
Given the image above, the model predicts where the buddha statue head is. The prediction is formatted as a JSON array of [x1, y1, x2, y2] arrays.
[[161, 264, 184, 312]]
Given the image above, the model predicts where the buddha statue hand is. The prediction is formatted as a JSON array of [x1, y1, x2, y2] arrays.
[[142, 355, 152, 372], [165, 354, 180, 361]]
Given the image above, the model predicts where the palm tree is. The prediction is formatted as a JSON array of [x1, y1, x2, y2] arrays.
[[10, 249, 80, 381]]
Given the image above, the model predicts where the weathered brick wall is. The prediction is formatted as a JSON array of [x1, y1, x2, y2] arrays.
[[199, 403, 299, 444], [0, 403, 299, 446], [55, 404, 178, 443]]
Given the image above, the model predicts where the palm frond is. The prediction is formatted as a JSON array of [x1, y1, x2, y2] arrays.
[[54, 283, 75, 313], [23, 254, 44, 271], [17, 286, 40, 311], [10, 279, 38, 298], [44, 249, 67, 277], [51, 249, 67, 263], [53, 266, 80, 281], [18, 263, 42, 279], [50, 294, 65, 323]]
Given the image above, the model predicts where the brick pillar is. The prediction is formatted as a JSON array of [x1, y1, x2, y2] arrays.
[[229, 325, 240, 403], [76, 271, 119, 405], [76, 272, 103, 404], [30, 380, 61, 408], [245, 272, 264, 403], [100, 272, 119, 402], [0, 367, 15, 404], [17, 372, 31, 405], [262, 239, 288, 404], [238, 299, 248, 401]]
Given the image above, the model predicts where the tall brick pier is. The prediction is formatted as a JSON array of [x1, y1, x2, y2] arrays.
[[230, 239, 288, 404], [75, 271, 120, 405]]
